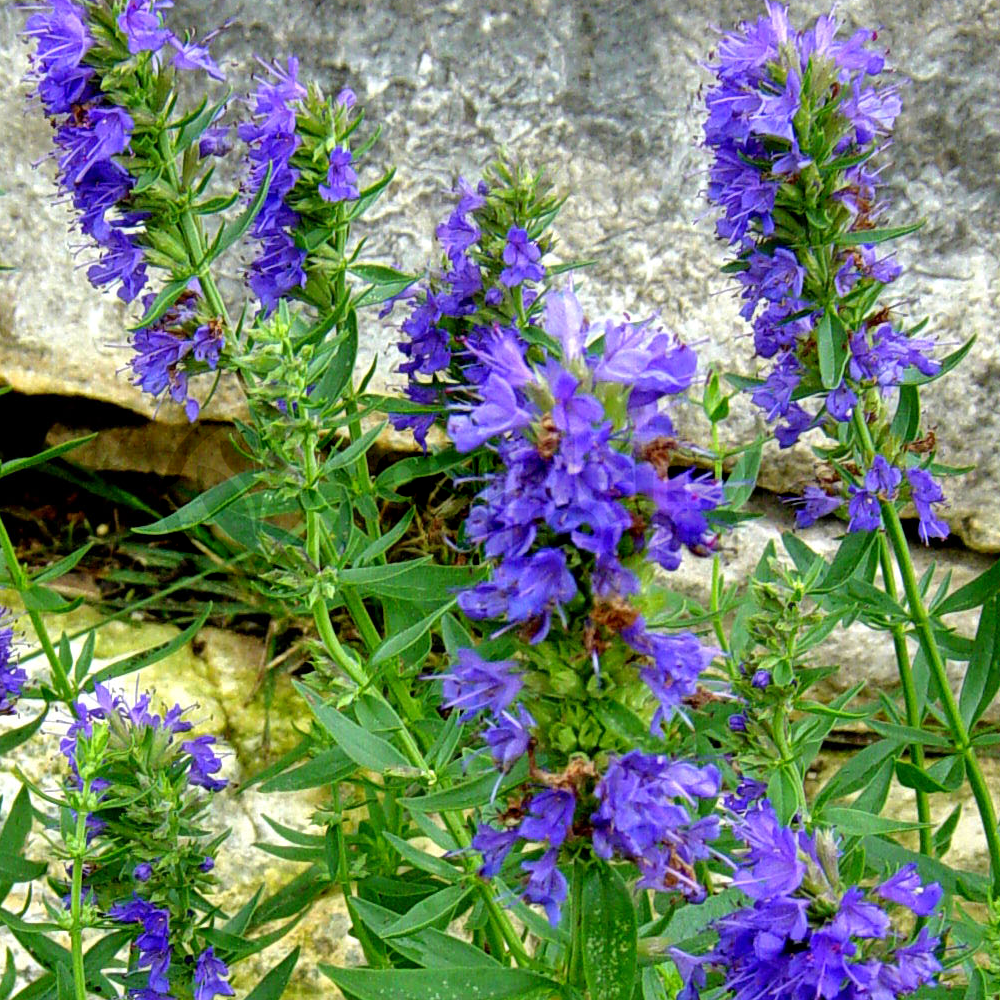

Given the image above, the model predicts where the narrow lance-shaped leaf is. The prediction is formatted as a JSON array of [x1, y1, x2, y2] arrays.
[[134, 472, 259, 535], [292, 681, 412, 772], [581, 862, 638, 1000]]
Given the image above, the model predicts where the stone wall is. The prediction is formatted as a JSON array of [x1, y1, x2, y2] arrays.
[[2, 0, 999, 545]]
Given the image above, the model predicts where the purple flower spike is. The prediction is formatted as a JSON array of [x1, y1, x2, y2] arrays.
[[182, 735, 227, 792], [117, 1, 173, 54]]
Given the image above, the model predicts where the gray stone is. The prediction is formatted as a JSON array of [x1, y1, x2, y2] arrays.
[[2, 1, 999, 545]]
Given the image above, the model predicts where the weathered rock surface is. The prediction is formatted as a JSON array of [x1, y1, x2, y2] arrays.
[[2, 0, 999, 545]]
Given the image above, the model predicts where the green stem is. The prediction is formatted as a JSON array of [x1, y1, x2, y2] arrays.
[[851, 406, 1000, 890], [881, 502, 1000, 896], [69, 783, 91, 1000], [772, 705, 808, 819], [709, 420, 729, 653], [0, 514, 73, 700], [157, 132, 231, 327], [876, 533, 933, 859]]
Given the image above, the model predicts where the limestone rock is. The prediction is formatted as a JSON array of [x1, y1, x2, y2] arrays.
[[3, 0, 999, 545]]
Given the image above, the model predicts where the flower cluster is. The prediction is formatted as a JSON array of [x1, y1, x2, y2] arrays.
[[61, 682, 227, 793], [239, 59, 361, 314], [25, 0, 147, 302], [239, 57, 309, 313], [390, 168, 552, 449], [470, 751, 720, 925], [0, 608, 26, 714], [24, 0, 227, 308], [61, 684, 231, 998], [129, 289, 225, 419], [116, 0, 224, 80], [674, 801, 943, 999], [111, 899, 233, 1000], [703, 3, 949, 540], [110, 895, 173, 997], [449, 287, 719, 722]]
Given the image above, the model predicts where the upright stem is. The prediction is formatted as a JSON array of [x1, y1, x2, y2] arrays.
[[709, 420, 729, 653], [876, 533, 933, 859], [881, 503, 1000, 896], [0, 514, 73, 701], [851, 406, 1000, 892], [157, 132, 232, 327], [69, 783, 91, 1000]]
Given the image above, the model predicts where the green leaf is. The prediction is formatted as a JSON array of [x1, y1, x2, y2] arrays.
[[336, 557, 433, 587], [89, 605, 211, 686], [0, 435, 97, 480], [816, 306, 848, 390], [31, 543, 96, 586], [354, 510, 415, 566], [130, 276, 192, 331], [823, 807, 928, 836], [381, 884, 470, 938], [375, 449, 467, 499], [834, 221, 924, 246], [865, 721, 950, 748], [0, 857, 47, 882], [938, 560, 1000, 617], [934, 804, 962, 858], [348, 264, 416, 285], [581, 863, 637, 1000], [723, 440, 764, 510], [174, 94, 230, 154], [890, 384, 921, 442], [0, 948, 16, 1000], [20, 586, 82, 614], [0, 709, 47, 758], [402, 757, 529, 813], [814, 530, 877, 593], [293, 682, 411, 772], [312, 320, 358, 407], [901, 335, 976, 387], [441, 614, 474, 658], [959, 596, 1000, 727], [388, 927, 501, 969], [963, 968, 987, 1000], [362, 393, 440, 415], [382, 833, 459, 881], [207, 162, 273, 263], [369, 600, 455, 667], [258, 748, 355, 793], [0, 787, 34, 904], [322, 423, 385, 472], [135, 472, 258, 535], [319, 966, 559, 1000], [243, 948, 300, 1000], [767, 766, 802, 825], [895, 760, 953, 794]]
